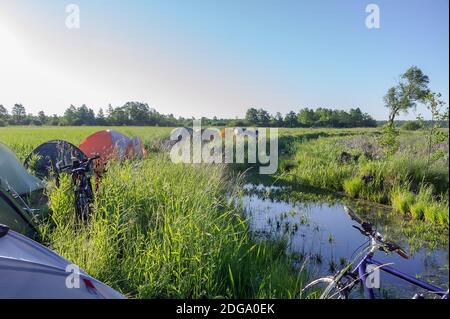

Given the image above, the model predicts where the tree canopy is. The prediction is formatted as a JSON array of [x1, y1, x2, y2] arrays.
[[0, 102, 377, 128], [384, 66, 430, 127]]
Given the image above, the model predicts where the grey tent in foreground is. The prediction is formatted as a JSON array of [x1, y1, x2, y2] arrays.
[[0, 224, 125, 299], [0, 143, 43, 195]]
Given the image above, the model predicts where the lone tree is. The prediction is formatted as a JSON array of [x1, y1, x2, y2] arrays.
[[11, 104, 27, 125], [384, 66, 430, 127], [0, 105, 8, 121]]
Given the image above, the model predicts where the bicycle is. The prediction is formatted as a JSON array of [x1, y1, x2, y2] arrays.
[[57, 155, 100, 222], [302, 206, 449, 299]]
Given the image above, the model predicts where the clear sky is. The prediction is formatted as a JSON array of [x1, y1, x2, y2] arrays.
[[0, 0, 448, 120]]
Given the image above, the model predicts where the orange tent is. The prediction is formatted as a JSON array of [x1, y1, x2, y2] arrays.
[[79, 130, 146, 163]]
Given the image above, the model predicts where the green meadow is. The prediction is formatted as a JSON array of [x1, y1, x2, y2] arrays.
[[275, 128, 449, 226], [0, 125, 448, 298], [0, 126, 305, 298]]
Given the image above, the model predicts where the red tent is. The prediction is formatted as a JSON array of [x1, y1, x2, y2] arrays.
[[79, 130, 146, 163]]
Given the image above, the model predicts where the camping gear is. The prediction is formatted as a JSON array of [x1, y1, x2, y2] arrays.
[[24, 140, 87, 180], [0, 142, 43, 195], [0, 224, 125, 299], [58, 155, 100, 221], [0, 187, 39, 240], [79, 130, 130, 161], [79, 130, 146, 164]]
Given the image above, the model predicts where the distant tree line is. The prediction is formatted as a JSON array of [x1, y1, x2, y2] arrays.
[[244, 107, 377, 127], [0, 102, 185, 127], [0, 102, 378, 128], [377, 120, 449, 129]]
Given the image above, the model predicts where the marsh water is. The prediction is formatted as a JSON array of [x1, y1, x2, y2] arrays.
[[239, 183, 449, 299]]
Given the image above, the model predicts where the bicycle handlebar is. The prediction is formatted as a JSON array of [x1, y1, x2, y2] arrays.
[[345, 206, 409, 259], [57, 155, 101, 173]]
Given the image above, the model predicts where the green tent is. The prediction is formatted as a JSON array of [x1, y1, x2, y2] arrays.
[[0, 143, 43, 195], [0, 186, 39, 240]]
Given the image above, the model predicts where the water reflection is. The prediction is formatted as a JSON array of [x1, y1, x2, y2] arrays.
[[239, 183, 449, 299]]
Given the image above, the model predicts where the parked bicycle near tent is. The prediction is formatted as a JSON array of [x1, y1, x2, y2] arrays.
[[57, 155, 100, 222], [302, 206, 449, 299]]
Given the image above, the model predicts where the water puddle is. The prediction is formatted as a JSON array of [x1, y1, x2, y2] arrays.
[[239, 183, 449, 299]]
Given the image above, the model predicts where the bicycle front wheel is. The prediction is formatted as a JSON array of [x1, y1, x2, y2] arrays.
[[302, 276, 348, 299], [74, 190, 91, 222]]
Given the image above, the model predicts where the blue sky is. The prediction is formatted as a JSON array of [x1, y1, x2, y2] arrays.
[[0, 0, 448, 119]]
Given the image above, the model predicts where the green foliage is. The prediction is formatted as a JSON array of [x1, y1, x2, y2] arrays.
[[343, 177, 363, 198], [391, 185, 415, 215], [423, 201, 449, 225], [378, 124, 400, 156], [1, 102, 377, 128], [421, 92, 449, 164], [384, 66, 430, 127], [11, 104, 27, 125], [296, 107, 376, 128], [401, 121, 423, 131], [277, 130, 448, 225], [410, 186, 434, 220], [284, 111, 299, 128], [0, 105, 8, 123]]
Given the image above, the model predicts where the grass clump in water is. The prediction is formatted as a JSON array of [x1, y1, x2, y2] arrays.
[[391, 185, 415, 215], [343, 177, 363, 198], [390, 184, 449, 226]]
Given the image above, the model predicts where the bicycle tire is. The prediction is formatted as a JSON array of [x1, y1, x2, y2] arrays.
[[302, 276, 349, 299], [74, 188, 91, 221]]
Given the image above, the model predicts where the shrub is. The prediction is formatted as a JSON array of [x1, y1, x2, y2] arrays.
[[391, 185, 415, 215], [410, 201, 426, 220], [423, 203, 440, 224], [401, 121, 423, 131], [343, 177, 363, 198], [437, 206, 449, 225], [423, 201, 449, 225], [409, 186, 434, 220]]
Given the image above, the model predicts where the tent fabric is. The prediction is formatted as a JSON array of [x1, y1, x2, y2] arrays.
[[79, 130, 130, 161], [0, 187, 38, 240], [0, 143, 43, 195], [23, 140, 87, 179], [127, 137, 147, 159], [79, 130, 146, 162], [0, 227, 125, 299]]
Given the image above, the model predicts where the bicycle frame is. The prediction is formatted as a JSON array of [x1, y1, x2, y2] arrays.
[[353, 252, 449, 299]]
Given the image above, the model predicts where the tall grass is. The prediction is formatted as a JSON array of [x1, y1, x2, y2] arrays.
[[280, 132, 449, 226], [1, 126, 308, 298], [390, 184, 449, 225], [42, 155, 305, 298], [391, 185, 415, 215]]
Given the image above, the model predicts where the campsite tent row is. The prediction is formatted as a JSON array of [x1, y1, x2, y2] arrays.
[[1, 130, 146, 232], [22, 130, 147, 179]]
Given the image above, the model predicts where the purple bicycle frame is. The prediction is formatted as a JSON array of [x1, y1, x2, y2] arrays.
[[352, 253, 449, 299]]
